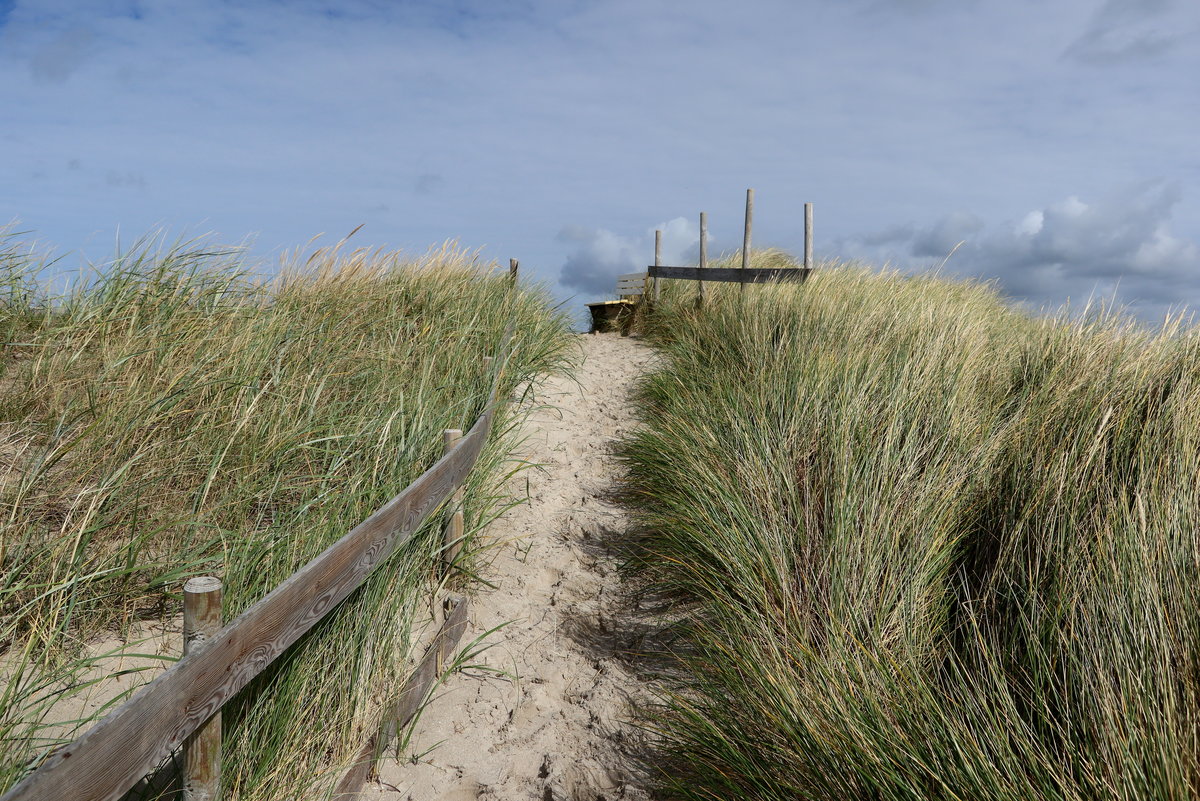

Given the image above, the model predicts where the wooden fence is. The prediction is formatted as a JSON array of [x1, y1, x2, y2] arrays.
[[1, 316, 520, 801], [647, 190, 813, 300], [587, 191, 813, 333]]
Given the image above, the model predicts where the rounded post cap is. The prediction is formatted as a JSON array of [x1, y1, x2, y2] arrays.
[[184, 576, 222, 594]]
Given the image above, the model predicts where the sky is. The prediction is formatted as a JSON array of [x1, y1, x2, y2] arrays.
[[1, 0, 1198, 322]]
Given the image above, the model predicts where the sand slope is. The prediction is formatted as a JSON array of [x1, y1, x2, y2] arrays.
[[366, 333, 655, 801]]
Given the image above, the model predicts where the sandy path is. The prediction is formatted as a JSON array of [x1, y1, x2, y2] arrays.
[[364, 333, 656, 801]]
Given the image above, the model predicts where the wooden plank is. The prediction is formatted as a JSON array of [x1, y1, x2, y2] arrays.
[[441, 431, 465, 574], [2, 413, 495, 801], [615, 272, 647, 281], [648, 265, 811, 284], [698, 211, 707, 306], [330, 595, 470, 800], [484, 320, 516, 411], [742, 188, 753, 272], [653, 231, 662, 303], [615, 283, 645, 292]]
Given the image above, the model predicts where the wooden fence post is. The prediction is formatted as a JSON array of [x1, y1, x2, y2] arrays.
[[653, 230, 662, 304], [442, 429, 465, 574], [509, 258, 518, 287], [698, 211, 707, 307], [742, 188, 754, 293], [183, 577, 223, 801], [804, 202, 813, 271]]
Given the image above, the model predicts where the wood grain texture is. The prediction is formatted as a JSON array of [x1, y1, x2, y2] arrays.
[[330, 595, 471, 800], [442, 429, 465, 573], [742, 188, 754, 272], [615, 272, 647, 282], [182, 578, 222, 801], [2, 413, 494, 801], [648, 265, 811, 284], [653, 230, 662, 303]]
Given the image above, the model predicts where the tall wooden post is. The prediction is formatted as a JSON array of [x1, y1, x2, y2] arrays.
[[742, 188, 754, 292], [183, 577, 223, 801], [509, 258, 519, 287], [653, 229, 662, 304], [698, 211, 707, 306], [804, 203, 813, 271], [442, 429, 464, 573]]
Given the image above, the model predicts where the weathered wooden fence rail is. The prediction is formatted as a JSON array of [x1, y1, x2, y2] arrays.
[[640, 189, 814, 306], [647, 265, 811, 284], [2, 320, 520, 801]]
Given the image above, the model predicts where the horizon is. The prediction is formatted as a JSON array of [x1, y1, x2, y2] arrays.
[[2, 0, 1197, 322]]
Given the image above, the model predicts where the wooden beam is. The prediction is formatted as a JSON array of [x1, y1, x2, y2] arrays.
[[653, 230, 662, 303], [742, 189, 753, 272], [330, 595, 470, 800], [615, 272, 647, 282], [648, 265, 811, 284], [441, 430, 465, 576], [698, 211, 707, 306], [182, 578, 222, 801]]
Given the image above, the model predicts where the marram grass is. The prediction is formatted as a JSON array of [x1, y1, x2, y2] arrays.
[[0, 233, 573, 799], [621, 253, 1200, 800]]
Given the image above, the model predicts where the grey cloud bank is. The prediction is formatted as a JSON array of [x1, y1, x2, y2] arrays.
[[0, 0, 1197, 322], [838, 182, 1199, 318]]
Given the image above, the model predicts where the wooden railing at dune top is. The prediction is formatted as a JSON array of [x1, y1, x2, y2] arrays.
[[616, 190, 815, 305], [1, 310, 522, 801]]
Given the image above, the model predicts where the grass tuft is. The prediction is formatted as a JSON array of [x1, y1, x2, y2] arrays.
[[0, 232, 573, 799], [620, 252, 1200, 800]]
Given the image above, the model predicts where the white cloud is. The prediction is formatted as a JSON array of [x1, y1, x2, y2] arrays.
[[557, 216, 703, 296], [0, 0, 1196, 324]]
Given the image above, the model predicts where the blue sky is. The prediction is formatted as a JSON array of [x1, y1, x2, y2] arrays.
[[1, 0, 1198, 320]]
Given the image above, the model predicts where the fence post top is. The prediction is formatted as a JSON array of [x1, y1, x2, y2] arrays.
[[184, 577, 222, 594]]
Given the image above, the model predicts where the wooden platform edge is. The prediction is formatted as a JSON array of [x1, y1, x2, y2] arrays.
[[647, 265, 811, 283], [331, 595, 471, 799]]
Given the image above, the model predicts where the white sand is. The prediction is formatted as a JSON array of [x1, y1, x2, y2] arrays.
[[365, 333, 656, 801]]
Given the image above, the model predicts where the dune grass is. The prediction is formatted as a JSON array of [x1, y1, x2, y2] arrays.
[[0, 233, 573, 798], [620, 252, 1200, 800]]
